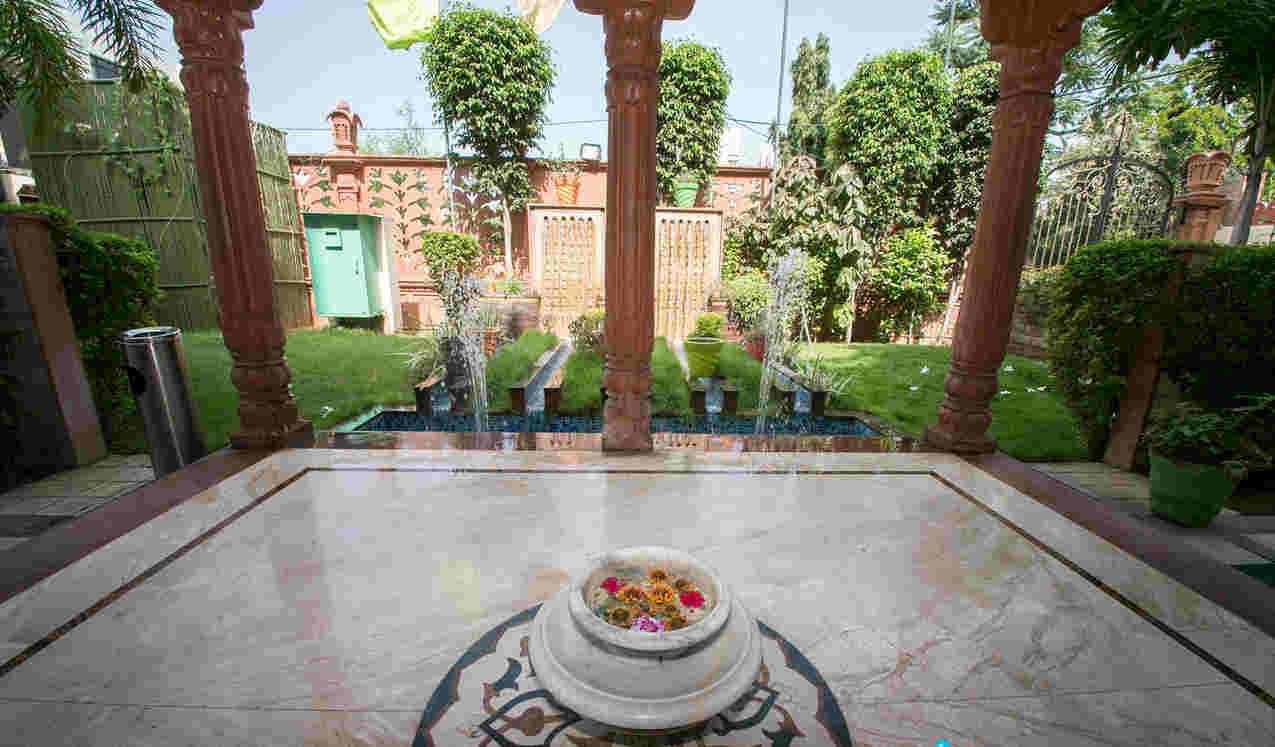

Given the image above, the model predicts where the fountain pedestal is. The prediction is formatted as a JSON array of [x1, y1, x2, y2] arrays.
[[528, 546, 762, 734]]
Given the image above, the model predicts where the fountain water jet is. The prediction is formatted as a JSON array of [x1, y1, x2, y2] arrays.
[[756, 250, 812, 435], [440, 269, 489, 433]]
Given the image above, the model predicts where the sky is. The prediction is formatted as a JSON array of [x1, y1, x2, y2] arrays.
[[137, 1, 938, 164]]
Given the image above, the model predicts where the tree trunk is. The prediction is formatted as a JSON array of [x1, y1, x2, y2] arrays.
[[501, 199, 514, 278], [1231, 96, 1272, 246]]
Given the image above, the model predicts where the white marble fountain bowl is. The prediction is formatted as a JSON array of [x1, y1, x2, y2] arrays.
[[529, 546, 763, 733]]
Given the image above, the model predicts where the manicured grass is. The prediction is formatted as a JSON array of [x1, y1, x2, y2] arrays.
[[107, 327, 428, 454], [559, 338, 689, 415], [798, 343, 1087, 462], [650, 338, 691, 415], [485, 331, 559, 413], [559, 348, 605, 413]]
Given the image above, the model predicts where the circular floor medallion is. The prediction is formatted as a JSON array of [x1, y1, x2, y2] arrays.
[[411, 604, 853, 747]]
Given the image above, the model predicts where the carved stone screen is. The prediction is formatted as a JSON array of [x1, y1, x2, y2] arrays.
[[531, 208, 604, 337], [655, 210, 721, 340], [529, 205, 722, 340]]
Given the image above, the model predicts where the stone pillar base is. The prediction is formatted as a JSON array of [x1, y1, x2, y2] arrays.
[[231, 418, 313, 451]]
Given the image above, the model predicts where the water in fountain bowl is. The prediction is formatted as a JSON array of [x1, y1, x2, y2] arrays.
[[354, 411, 879, 436]]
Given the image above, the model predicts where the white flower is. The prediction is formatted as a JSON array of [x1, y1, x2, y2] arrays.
[[1002, 364, 1015, 373], [1080, 377, 1093, 386], [919, 366, 929, 374], [998, 390, 1011, 395], [319, 405, 335, 418], [908, 385, 919, 392]]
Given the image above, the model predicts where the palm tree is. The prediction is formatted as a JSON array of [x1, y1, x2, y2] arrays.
[[1, 0, 162, 135], [1100, 0, 1275, 245]]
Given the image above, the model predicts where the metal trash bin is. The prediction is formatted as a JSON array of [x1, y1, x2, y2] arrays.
[[120, 327, 207, 478]]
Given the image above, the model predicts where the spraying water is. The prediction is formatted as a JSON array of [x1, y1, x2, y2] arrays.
[[756, 250, 812, 435], [440, 270, 489, 433]]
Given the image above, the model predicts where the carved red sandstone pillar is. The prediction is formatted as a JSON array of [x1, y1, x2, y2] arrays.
[[926, 0, 1108, 453], [576, 0, 693, 451], [157, 0, 311, 449]]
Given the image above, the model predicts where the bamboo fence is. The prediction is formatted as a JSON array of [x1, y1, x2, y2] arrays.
[[24, 80, 313, 332]]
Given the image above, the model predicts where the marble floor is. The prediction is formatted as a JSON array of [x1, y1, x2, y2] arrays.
[[0, 450, 1272, 745]]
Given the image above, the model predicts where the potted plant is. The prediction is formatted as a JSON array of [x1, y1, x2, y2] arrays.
[[544, 146, 583, 205], [684, 313, 725, 379], [673, 171, 699, 207], [1142, 402, 1270, 527], [744, 327, 766, 362]]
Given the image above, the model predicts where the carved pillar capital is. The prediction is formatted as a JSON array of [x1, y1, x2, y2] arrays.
[[925, 0, 1107, 454], [575, 0, 693, 451], [158, 0, 311, 450]]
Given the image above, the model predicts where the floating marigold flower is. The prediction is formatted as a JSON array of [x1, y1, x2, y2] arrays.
[[665, 615, 689, 631], [601, 577, 622, 595], [672, 578, 693, 592], [630, 615, 665, 633], [647, 582, 675, 604], [608, 606, 634, 627], [652, 602, 680, 618], [617, 584, 645, 604], [679, 590, 706, 609], [647, 567, 670, 583]]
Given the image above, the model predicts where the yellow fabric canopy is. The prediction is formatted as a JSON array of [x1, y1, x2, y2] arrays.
[[367, 0, 440, 50]]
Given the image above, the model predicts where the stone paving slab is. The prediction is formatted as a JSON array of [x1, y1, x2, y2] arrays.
[[0, 457, 155, 544]]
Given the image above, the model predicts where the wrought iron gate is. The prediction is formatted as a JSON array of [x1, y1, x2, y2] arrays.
[[1024, 135, 1176, 268]]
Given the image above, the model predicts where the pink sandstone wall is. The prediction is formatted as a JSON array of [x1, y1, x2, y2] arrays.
[[290, 154, 770, 332]]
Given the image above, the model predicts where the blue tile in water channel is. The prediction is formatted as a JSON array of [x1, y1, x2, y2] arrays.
[[354, 411, 878, 437]]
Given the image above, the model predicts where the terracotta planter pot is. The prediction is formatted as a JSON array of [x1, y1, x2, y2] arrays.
[[745, 340, 765, 362], [554, 178, 580, 205], [483, 328, 503, 359]]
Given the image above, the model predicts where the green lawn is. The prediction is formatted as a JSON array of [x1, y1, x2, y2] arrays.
[[798, 343, 1087, 461], [108, 327, 428, 454], [485, 331, 559, 413], [107, 331, 1085, 462]]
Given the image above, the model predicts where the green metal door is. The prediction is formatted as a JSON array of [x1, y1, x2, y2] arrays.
[[304, 214, 372, 317]]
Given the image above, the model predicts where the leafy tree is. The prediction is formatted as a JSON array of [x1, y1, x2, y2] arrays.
[[825, 49, 954, 247], [656, 39, 731, 203], [724, 156, 870, 340], [925, 1, 986, 70], [1100, 0, 1275, 244], [1, 0, 162, 134], [782, 34, 836, 168], [420, 4, 555, 276], [361, 100, 433, 156], [932, 61, 999, 268], [859, 226, 952, 343]]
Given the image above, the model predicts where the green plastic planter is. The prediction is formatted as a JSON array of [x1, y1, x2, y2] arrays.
[[673, 175, 698, 207], [683, 337, 723, 379], [1148, 451, 1238, 527]]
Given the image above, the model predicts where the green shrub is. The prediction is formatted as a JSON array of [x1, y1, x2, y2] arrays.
[[861, 226, 951, 342], [723, 271, 768, 332], [0, 204, 162, 446], [691, 312, 724, 339], [1164, 244, 1275, 409], [1046, 239, 1191, 458], [569, 308, 605, 352], [717, 342, 763, 410], [485, 330, 558, 412], [1017, 265, 1063, 327], [650, 338, 691, 414], [559, 349, 605, 413], [420, 231, 481, 281]]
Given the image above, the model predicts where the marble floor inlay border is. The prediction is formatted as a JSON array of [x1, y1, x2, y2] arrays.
[[1, 461, 1270, 720], [929, 471, 1275, 711], [0, 469, 311, 681]]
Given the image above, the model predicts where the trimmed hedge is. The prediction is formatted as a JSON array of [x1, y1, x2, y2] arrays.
[[485, 330, 558, 412], [419, 231, 481, 281], [1045, 238, 1272, 459], [0, 204, 162, 447]]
